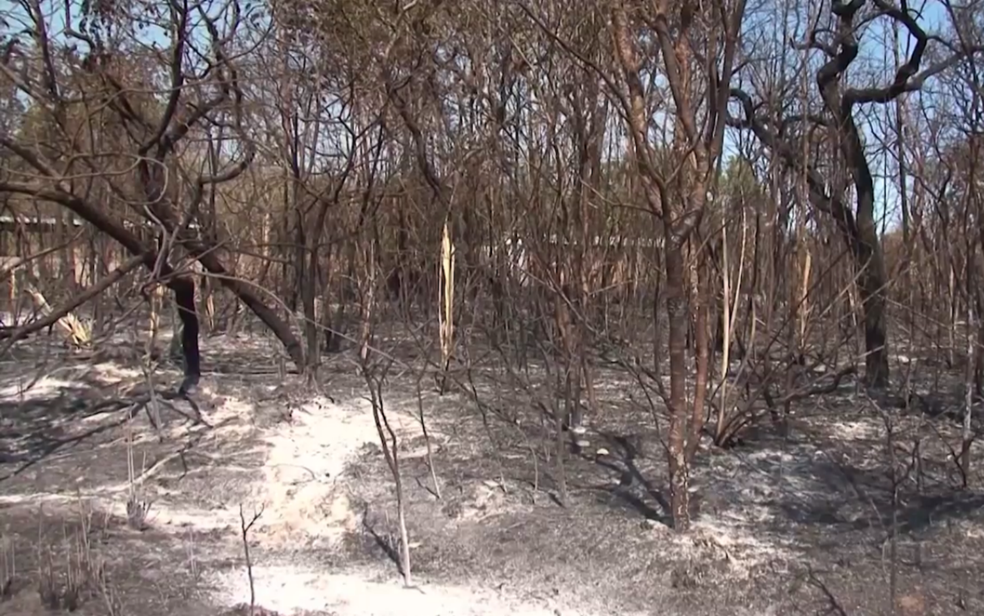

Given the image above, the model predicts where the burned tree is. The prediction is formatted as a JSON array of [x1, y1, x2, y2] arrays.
[[609, 0, 746, 532], [729, 0, 982, 388], [0, 0, 305, 382]]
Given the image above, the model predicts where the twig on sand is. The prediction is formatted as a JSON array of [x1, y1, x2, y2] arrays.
[[238, 503, 265, 616]]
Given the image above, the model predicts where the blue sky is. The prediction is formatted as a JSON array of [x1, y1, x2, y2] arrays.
[[863, 0, 951, 233]]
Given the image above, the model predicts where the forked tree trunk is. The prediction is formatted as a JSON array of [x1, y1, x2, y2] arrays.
[[610, 1, 741, 533]]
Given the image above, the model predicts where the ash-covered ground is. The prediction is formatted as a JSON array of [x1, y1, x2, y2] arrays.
[[0, 324, 982, 616]]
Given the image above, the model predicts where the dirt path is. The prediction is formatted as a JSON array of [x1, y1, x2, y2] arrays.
[[0, 359, 634, 616], [196, 389, 606, 616]]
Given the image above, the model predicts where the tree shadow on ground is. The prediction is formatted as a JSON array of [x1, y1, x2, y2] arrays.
[[714, 423, 984, 539], [776, 457, 984, 537], [0, 376, 212, 484], [589, 431, 669, 523]]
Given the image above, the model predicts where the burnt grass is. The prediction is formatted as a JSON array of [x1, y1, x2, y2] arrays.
[[0, 322, 983, 616]]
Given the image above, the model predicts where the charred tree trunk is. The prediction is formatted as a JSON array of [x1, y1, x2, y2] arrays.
[[853, 194, 890, 388], [813, 4, 893, 387], [173, 275, 201, 394], [395, 208, 411, 313], [299, 244, 319, 381]]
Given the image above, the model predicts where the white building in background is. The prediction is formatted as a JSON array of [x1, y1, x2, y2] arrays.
[[478, 234, 661, 288]]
